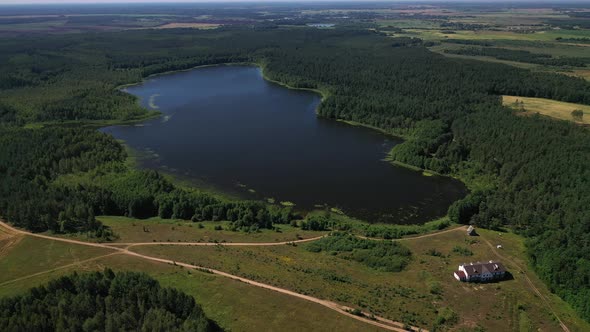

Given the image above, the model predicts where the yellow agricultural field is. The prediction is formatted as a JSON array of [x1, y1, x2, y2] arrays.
[[503, 95, 590, 125]]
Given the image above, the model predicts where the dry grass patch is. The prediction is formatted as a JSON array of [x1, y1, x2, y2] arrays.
[[503, 95, 590, 125], [562, 69, 590, 81]]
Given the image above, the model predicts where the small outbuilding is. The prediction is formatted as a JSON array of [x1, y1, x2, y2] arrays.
[[467, 225, 477, 236]]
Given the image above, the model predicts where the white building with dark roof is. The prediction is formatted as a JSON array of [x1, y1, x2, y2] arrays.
[[454, 261, 506, 282]]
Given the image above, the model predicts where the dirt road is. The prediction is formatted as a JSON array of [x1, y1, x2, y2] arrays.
[[0, 220, 425, 332], [482, 237, 570, 332], [108, 234, 327, 247], [358, 225, 467, 242]]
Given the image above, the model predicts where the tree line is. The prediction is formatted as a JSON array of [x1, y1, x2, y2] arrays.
[[0, 127, 297, 238], [0, 270, 221, 331]]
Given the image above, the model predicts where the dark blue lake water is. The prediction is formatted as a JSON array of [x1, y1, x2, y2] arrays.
[[102, 65, 466, 224]]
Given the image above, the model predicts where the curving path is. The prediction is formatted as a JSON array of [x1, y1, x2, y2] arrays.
[[358, 225, 467, 242], [107, 234, 327, 248], [0, 220, 425, 332], [0, 252, 121, 287], [364, 225, 570, 332]]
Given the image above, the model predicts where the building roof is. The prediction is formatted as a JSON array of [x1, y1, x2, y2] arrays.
[[463, 263, 480, 275], [482, 261, 506, 274], [462, 261, 506, 275], [454, 271, 466, 279]]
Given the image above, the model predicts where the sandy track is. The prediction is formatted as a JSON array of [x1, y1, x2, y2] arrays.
[[108, 235, 327, 248], [108, 226, 464, 248], [0, 235, 23, 258], [358, 225, 467, 242], [0, 252, 120, 287], [0, 220, 425, 332]]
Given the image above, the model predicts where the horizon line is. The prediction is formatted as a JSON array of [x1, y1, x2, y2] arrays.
[[2, 0, 589, 5]]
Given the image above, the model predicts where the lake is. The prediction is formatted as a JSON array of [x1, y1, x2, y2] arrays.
[[102, 65, 466, 224]]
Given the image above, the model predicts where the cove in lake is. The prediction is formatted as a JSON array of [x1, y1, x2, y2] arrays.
[[102, 65, 466, 224]]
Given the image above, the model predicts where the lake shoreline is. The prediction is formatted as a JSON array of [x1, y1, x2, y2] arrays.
[[108, 64, 467, 225]]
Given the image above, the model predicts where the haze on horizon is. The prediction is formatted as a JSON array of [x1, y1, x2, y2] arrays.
[[0, 0, 573, 5]]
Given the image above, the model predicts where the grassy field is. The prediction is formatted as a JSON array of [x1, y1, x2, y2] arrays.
[[564, 68, 590, 81], [392, 26, 590, 80], [432, 49, 540, 69], [133, 239, 439, 328], [402, 28, 590, 43], [0, 235, 113, 284], [503, 95, 590, 125], [131, 227, 590, 331], [401, 228, 590, 331], [1, 218, 589, 331], [374, 6, 590, 82], [77, 216, 328, 243], [0, 243, 381, 332]]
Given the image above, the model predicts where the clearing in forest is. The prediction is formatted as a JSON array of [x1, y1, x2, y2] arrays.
[[503, 95, 590, 125]]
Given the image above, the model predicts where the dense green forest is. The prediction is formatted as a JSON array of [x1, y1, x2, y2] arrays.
[[0, 127, 296, 237], [0, 270, 220, 331], [0, 27, 589, 321]]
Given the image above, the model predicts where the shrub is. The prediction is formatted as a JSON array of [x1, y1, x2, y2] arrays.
[[305, 232, 411, 272]]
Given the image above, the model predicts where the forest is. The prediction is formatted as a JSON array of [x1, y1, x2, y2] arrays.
[[0, 126, 296, 237], [0, 270, 220, 331], [0, 27, 589, 321]]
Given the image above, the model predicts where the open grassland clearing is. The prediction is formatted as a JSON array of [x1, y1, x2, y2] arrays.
[[132, 240, 443, 327], [429, 45, 539, 70], [564, 68, 590, 81], [450, 13, 563, 26], [434, 40, 590, 58], [87, 216, 327, 243], [402, 28, 590, 43], [0, 246, 382, 332], [0, 217, 588, 331], [132, 227, 589, 332], [400, 228, 589, 331], [0, 14, 177, 34], [0, 236, 112, 284], [500, 43, 590, 58], [427, 40, 590, 78], [0, 19, 68, 32], [503, 95, 590, 125]]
